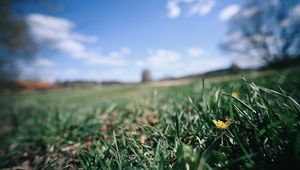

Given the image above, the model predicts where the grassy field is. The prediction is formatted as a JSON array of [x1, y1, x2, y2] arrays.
[[1, 68, 300, 169]]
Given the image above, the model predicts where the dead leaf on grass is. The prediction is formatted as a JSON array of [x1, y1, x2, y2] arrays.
[[140, 134, 147, 144], [137, 109, 158, 126]]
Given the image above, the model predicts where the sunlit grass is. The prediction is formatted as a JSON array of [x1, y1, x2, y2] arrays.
[[0, 68, 300, 169]]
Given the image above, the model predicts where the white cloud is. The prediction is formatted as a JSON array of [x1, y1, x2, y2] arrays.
[[19, 58, 57, 82], [166, 0, 216, 19], [134, 48, 235, 80], [219, 5, 240, 21], [52, 40, 86, 59], [147, 49, 181, 68], [33, 58, 54, 67], [189, 57, 231, 72], [269, 0, 279, 6], [224, 31, 242, 41], [280, 19, 290, 28], [53, 68, 139, 82], [84, 49, 127, 66], [27, 14, 97, 43], [134, 49, 182, 70], [72, 33, 98, 43], [27, 13, 129, 67], [240, 6, 259, 18], [64, 68, 79, 76], [120, 47, 131, 55], [292, 3, 300, 17], [189, 0, 216, 16], [187, 47, 205, 57], [167, 1, 181, 18], [251, 34, 265, 43], [181, 0, 195, 3], [225, 38, 250, 52], [234, 54, 264, 68]]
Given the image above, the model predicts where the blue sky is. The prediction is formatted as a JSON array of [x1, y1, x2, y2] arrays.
[[21, 0, 286, 82]]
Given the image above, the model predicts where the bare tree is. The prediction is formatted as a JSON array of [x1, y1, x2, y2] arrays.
[[221, 0, 300, 67], [0, 0, 37, 81]]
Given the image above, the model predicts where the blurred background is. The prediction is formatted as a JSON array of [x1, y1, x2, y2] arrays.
[[1, 0, 300, 94]]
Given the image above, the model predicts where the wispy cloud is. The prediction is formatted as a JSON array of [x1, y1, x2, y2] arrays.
[[52, 40, 86, 59], [224, 31, 242, 41], [26, 13, 129, 66], [133, 48, 234, 79], [269, 0, 279, 6], [189, 57, 231, 72], [53, 68, 138, 82], [280, 19, 290, 28], [219, 4, 240, 21], [278, 3, 300, 28], [166, 0, 216, 19], [141, 49, 182, 68], [27, 14, 97, 43], [167, 1, 181, 19], [187, 47, 205, 57], [33, 58, 54, 67], [219, 5, 260, 22], [188, 0, 216, 16], [292, 3, 300, 18], [19, 58, 56, 82], [240, 6, 259, 18], [137, 48, 208, 69], [84, 48, 129, 66]]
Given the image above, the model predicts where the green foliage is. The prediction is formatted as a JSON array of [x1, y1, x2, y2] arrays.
[[0, 69, 300, 169]]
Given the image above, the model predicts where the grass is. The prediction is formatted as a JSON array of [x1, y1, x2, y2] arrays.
[[0, 68, 300, 169]]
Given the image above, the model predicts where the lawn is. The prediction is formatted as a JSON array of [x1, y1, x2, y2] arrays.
[[0, 68, 300, 169]]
